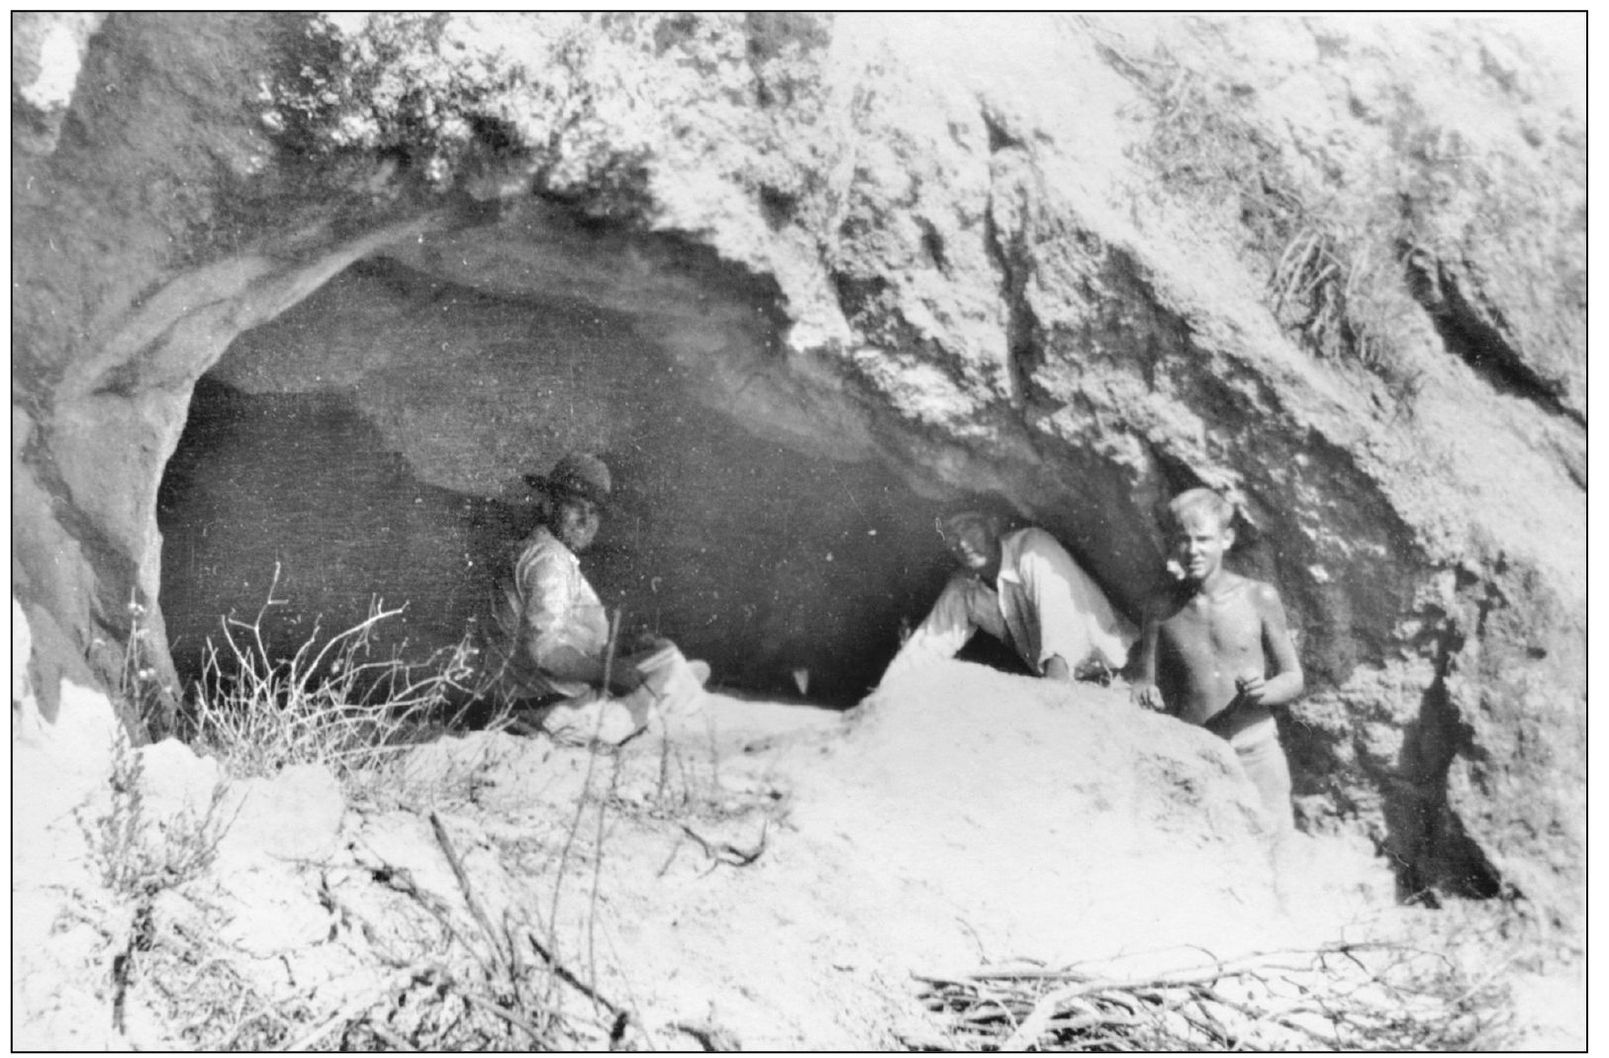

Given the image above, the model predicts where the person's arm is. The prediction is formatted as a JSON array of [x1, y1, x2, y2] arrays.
[[1017, 536, 1087, 678], [533, 642, 607, 684], [881, 577, 978, 682], [519, 553, 642, 692], [1236, 583, 1304, 707], [1130, 601, 1165, 711], [1018, 530, 1135, 677], [533, 643, 648, 693]]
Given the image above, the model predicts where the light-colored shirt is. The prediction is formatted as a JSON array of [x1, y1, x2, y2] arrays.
[[492, 527, 610, 699], [886, 527, 1136, 681]]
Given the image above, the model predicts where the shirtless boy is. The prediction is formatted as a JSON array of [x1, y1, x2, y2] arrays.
[[1132, 488, 1303, 828]]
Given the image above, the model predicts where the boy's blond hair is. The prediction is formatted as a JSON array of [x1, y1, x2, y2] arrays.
[[1165, 487, 1236, 532]]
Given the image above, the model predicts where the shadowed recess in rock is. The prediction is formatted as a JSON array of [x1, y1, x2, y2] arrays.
[[157, 265, 964, 705]]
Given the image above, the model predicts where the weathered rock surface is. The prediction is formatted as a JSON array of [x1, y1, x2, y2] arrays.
[[11, 13, 1584, 925]]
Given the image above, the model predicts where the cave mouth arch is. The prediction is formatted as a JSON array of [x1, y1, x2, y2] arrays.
[[156, 253, 962, 707]]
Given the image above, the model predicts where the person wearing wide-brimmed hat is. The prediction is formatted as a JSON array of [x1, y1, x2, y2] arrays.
[[486, 452, 708, 743]]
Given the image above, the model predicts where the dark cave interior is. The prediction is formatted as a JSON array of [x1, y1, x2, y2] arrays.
[[155, 256, 980, 707]]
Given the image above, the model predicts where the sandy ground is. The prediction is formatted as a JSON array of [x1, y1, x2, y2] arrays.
[[12, 666, 1585, 1050]]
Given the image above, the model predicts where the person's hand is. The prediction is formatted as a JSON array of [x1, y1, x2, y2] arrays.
[[1132, 683, 1164, 711], [1235, 674, 1267, 705], [608, 664, 648, 695], [1075, 658, 1114, 686], [1043, 655, 1073, 683]]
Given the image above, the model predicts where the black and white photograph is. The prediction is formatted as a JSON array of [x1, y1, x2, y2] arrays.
[[11, 12, 1585, 1050]]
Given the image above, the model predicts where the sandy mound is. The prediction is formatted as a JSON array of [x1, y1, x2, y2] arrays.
[[13, 653, 1577, 1050], [794, 662, 1294, 963]]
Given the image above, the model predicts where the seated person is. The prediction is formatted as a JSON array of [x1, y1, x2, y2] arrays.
[[486, 451, 706, 741], [882, 498, 1136, 685]]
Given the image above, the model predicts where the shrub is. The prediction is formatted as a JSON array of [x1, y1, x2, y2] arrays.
[[185, 574, 479, 784]]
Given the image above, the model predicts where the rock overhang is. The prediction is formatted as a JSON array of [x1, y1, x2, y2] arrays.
[[160, 238, 977, 705]]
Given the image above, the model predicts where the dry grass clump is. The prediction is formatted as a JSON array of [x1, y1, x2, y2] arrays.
[[123, 908, 318, 1050], [1095, 35, 1573, 410], [184, 574, 479, 785], [908, 936, 1511, 1051], [1132, 53, 1414, 379], [147, 601, 683, 1049], [110, 587, 764, 1049]]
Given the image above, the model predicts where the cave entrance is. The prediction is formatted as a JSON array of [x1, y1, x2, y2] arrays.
[[157, 255, 957, 707]]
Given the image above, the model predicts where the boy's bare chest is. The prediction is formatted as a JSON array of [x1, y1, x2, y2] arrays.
[[1159, 593, 1260, 657]]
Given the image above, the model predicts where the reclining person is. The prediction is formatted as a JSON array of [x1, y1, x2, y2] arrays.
[[487, 451, 707, 743], [882, 498, 1136, 686]]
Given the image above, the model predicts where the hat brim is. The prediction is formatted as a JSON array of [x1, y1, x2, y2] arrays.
[[525, 473, 606, 506], [939, 495, 1012, 525]]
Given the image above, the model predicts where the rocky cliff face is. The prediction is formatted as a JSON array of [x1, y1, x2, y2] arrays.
[[12, 14, 1583, 923]]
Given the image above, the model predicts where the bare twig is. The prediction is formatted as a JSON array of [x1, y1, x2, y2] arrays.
[[920, 939, 1499, 1052], [371, 862, 489, 974], [678, 820, 768, 868], [588, 753, 625, 1013], [528, 932, 621, 1016], [451, 986, 548, 1046], [669, 1018, 743, 1051], [547, 608, 622, 971], [429, 811, 508, 972], [655, 831, 687, 878]]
